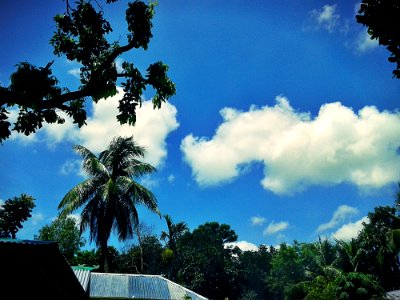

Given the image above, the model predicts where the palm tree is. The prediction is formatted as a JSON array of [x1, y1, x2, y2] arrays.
[[160, 215, 188, 279], [161, 214, 188, 254], [335, 239, 363, 272], [58, 136, 159, 272]]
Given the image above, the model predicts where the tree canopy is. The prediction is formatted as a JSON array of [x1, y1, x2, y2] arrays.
[[356, 0, 400, 79], [0, 0, 175, 142], [0, 194, 35, 239], [36, 216, 86, 261]]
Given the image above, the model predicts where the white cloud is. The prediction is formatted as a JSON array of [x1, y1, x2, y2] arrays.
[[332, 216, 369, 241], [10, 88, 179, 171], [263, 221, 289, 236], [310, 4, 340, 33], [31, 212, 45, 226], [251, 216, 266, 226], [67, 214, 82, 227], [354, 2, 362, 16], [73, 89, 179, 167], [7, 108, 38, 144], [317, 205, 359, 232], [115, 58, 124, 73], [67, 68, 81, 78], [0, 199, 4, 208], [356, 29, 379, 53], [139, 175, 159, 189], [225, 240, 259, 252], [181, 96, 400, 195], [59, 159, 85, 177]]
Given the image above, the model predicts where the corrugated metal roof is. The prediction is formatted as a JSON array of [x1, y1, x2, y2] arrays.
[[89, 273, 208, 300], [72, 267, 92, 292], [0, 238, 57, 246], [387, 290, 400, 299]]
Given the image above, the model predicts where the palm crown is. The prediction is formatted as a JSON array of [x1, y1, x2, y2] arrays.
[[58, 136, 159, 271]]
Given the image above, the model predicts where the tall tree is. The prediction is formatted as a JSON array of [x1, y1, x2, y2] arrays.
[[176, 222, 239, 300], [267, 242, 307, 299], [335, 239, 363, 273], [0, 194, 35, 239], [355, 206, 400, 290], [160, 214, 188, 279], [117, 235, 163, 274], [0, 0, 175, 142], [36, 216, 86, 262], [161, 214, 188, 255], [238, 245, 274, 299], [356, 0, 400, 79], [58, 136, 159, 272]]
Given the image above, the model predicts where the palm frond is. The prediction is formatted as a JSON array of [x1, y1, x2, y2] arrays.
[[115, 198, 134, 241], [124, 161, 157, 178], [175, 222, 189, 236], [74, 145, 110, 178], [80, 195, 102, 243], [58, 179, 98, 216], [100, 136, 147, 173], [117, 176, 159, 215], [160, 230, 169, 241]]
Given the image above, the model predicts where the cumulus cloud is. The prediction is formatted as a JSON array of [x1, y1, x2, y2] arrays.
[[356, 29, 379, 53], [263, 221, 289, 236], [317, 205, 359, 232], [332, 216, 369, 241], [251, 216, 266, 226], [225, 240, 259, 252], [75, 90, 178, 167], [181, 96, 400, 195], [10, 88, 179, 170]]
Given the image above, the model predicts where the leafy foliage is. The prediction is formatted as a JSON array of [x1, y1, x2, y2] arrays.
[[0, 194, 35, 239], [117, 235, 163, 274], [36, 216, 86, 261], [355, 206, 400, 290], [356, 0, 400, 78], [176, 222, 239, 300], [0, 0, 175, 142]]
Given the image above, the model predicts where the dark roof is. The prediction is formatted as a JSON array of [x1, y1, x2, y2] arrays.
[[0, 239, 87, 300]]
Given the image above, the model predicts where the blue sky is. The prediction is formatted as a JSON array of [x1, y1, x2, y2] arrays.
[[1, 0, 399, 251]]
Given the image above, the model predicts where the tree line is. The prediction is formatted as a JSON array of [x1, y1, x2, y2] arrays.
[[2, 192, 400, 300]]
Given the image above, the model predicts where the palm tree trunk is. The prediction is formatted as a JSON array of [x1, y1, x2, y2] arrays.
[[100, 241, 110, 273], [136, 226, 144, 273]]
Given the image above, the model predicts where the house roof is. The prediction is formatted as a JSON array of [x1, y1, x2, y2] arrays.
[[72, 266, 94, 292], [0, 239, 87, 300], [72, 270, 208, 300], [387, 290, 400, 299]]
